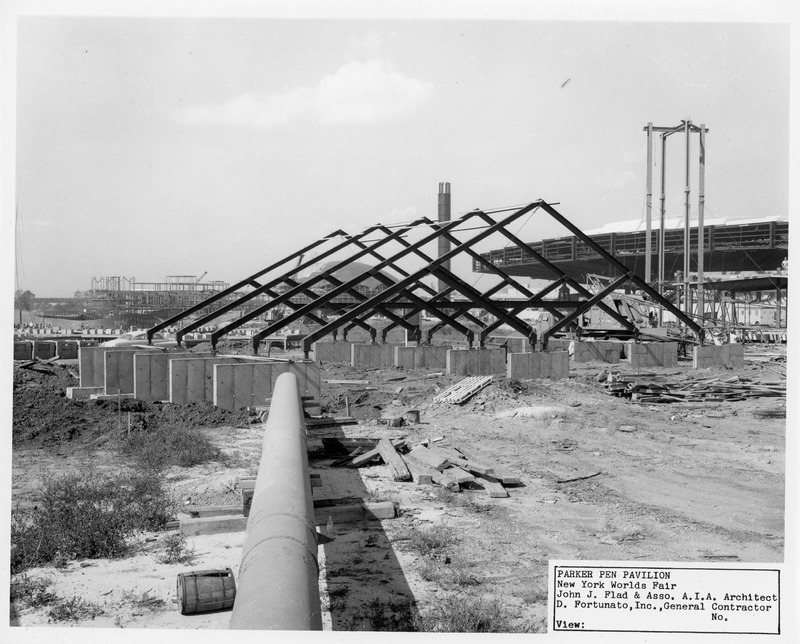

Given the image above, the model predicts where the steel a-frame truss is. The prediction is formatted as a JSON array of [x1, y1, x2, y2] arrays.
[[147, 201, 704, 357]]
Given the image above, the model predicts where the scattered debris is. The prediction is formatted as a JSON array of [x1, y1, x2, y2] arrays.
[[603, 372, 786, 403], [556, 471, 602, 484]]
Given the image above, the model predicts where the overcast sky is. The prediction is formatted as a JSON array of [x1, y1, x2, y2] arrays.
[[5, 4, 795, 297]]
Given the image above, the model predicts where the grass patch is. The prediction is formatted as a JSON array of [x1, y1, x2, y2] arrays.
[[414, 595, 513, 632], [10, 573, 57, 618], [432, 487, 494, 514], [47, 596, 105, 623], [155, 532, 195, 565], [10, 469, 175, 574], [122, 589, 166, 611], [405, 524, 457, 557], [417, 559, 482, 588], [119, 423, 222, 471], [355, 598, 417, 631]]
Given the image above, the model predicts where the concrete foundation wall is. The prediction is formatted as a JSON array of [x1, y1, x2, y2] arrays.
[[394, 345, 451, 369], [14, 342, 33, 360], [55, 340, 79, 359], [351, 343, 404, 368], [312, 341, 354, 363], [213, 361, 321, 414], [66, 386, 104, 400], [693, 344, 745, 370], [487, 336, 530, 353], [169, 356, 253, 404], [33, 341, 57, 360], [133, 352, 215, 401], [568, 340, 624, 363], [446, 348, 506, 376], [79, 346, 154, 388], [507, 351, 569, 380], [627, 342, 678, 368]]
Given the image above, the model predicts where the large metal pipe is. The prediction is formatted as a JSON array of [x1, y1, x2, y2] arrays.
[[230, 372, 321, 630]]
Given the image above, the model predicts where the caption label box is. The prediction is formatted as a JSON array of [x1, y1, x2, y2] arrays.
[[550, 563, 780, 634]]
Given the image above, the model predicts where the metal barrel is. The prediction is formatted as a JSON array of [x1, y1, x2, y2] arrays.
[[229, 372, 322, 630]]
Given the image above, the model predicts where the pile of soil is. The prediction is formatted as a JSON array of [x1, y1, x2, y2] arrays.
[[12, 362, 254, 446]]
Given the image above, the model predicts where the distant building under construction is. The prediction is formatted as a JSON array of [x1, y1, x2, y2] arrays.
[[87, 275, 245, 327]]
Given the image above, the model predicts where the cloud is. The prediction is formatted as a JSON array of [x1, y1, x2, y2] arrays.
[[174, 59, 433, 128]]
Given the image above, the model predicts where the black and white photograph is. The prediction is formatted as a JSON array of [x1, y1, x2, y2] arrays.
[[3, 1, 797, 641]]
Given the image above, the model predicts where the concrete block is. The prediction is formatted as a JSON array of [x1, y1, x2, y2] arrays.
[[66, 386, 105, 400], [488, 336, 530, 353], [393, 345, 451, 369], [133, 352, 215, 402], [446, 348, 506, 376], [693, 344, 745, 370], [32, 341, 57, 360], [506, 351, 569, 380], [55, 340, 79, 359], [169, 356, 251, 404], [569, 340, 624, 363], [351, 343, 403, 368], [628, 342, 678, 368], [213, 360, 321, 414], [14, 342, 33, 361], [312, 341, 354, 363]]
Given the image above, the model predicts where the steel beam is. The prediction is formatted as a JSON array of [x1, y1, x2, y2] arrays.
[[209, 218, 432, 348], [172, 225, 383, 346], [147, 230, 343, 342]]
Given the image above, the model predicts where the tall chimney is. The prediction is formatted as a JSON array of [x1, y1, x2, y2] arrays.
[[437, 182, 451, 293]]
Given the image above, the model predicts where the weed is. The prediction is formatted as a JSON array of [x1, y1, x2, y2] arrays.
[[432, 487, 492, 513], [10, 573, 57, 610], [406, 524, 457, 556], [417, 559, 482, 588], [122, 589, 166, 611], [11, 468, 175, 574], [156, 532, 195, 565], [414, 595, 513, 632], [47, 596, 105, 623], [120, 424, 221, 471], [356, 598, 417, 631]]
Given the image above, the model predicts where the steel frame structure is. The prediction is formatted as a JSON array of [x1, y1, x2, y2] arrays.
[[147, 201, 704, 356]]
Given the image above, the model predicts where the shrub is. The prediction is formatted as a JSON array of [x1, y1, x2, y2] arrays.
[[417, 559, 482, 588], [406, 524, 457, 557], [120, 424, 221, 470], [11, 469, 175, 574], [10, 573, 57, 609], [47, 596, 104, 623], [122, 589, 166, 611], [414, 595, 513, 632], [155, 532, 195, 565]]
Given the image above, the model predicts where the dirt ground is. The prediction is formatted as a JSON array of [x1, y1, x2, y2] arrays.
[[7, 340, 787, 635]]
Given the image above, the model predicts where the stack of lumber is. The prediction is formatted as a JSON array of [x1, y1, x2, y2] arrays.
[[603, 372, 786, 403], [339, 439, 521, 498], [433, 376, 493, 404]]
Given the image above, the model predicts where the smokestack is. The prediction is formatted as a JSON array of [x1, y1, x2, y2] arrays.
[[437, 182, 451, 293]]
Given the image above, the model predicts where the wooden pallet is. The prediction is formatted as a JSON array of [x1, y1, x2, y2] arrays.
[[433, 376, 493, 404]]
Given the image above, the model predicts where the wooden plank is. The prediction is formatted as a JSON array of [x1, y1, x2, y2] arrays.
[[180, 515, 247, 536], [376, 438, 411, 481], [401, 457, 434, 485], [443, 465, 475, 485], [346, 438, 406, 468], [407, 445, 449, 471], [474, 473, 508, 498], [429, 469, 460, 492], [189, 506, 243, 518], [313, 501, 397, 525]]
